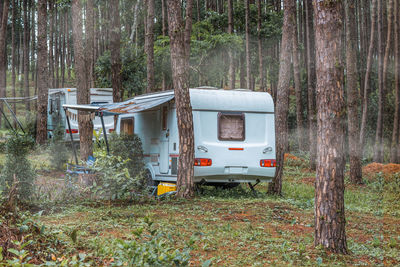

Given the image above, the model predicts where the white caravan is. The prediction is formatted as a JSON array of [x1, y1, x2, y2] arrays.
[[48, 88, 114, 141], [113, 88, 276, 186]]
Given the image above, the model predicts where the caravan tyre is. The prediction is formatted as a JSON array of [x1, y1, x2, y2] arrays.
[[145, 170, 158, 187]]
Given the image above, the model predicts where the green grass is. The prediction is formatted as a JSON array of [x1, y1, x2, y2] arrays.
[[2, 151, 399, 266], [33, 171, 399, 266]]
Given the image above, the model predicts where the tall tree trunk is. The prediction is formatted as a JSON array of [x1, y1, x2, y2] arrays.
[[257, 0, 264, 91], [360, 0, 377, 149], [267, 0, 294, 195], [245, 0, 251, 90], [383, 0, 394, 158], [306, 0, 316, 169], [166, 0, 195, 199], [54, 4, 59, 88], [240, 52, 246, 88], [72, 0, 92, 160], [145, 0, 155, 93], [314, 0, 347, 254], [0, 0, 9, 128], [61, 10, 66, 87], [228, 0, 235, 89], [23, 0, 30, 111], [392, 0, 400, 163], [161, 0, 167, 90], [373, 0, 384, 162], [36, 0, 48, 144], [30, 0, 35, 82], [110, 0, 122, 101], [86, 0, 95, 88], [292, 2, 305, 151], [11, 0, 16, 120], [66, 9, 71, 80], [346, 0, 363, 183], [49, 1, 54, 88]]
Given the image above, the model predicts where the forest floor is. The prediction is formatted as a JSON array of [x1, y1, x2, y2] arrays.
[[1, 152, 400, 266]]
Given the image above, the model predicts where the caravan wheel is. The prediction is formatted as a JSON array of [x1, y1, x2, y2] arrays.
[[145, 170, 158, 187]]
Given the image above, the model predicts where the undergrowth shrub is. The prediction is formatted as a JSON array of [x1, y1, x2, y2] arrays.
[[109, 133, 144, 178], [93, 217, 192, 266], [0, 134, 36, 201], [91, 134, 146, 200], [91, 151, 145, 200], [19, 112, 37, 140], [48, 124, 69, 170]]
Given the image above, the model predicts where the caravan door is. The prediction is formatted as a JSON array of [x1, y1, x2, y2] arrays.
[[159, 106, 169, 174]]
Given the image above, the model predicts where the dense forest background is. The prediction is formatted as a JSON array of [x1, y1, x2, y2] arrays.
[[0, 0, 398, 166]]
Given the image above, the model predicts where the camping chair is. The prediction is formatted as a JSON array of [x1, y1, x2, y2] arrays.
[[66, 155, 96, 175]]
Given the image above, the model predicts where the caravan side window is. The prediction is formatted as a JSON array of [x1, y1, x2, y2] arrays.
[[120, 118, 134, 135], [218, 112, 245, 141]]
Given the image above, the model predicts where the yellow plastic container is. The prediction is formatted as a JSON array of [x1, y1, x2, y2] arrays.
[[157, 182, 177, 196]]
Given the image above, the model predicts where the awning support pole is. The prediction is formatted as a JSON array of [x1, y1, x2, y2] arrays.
[[2, 99, 25, 133], [0, 106, 16, 134], [64, 107, 79, 165], [99, 111, 110, 155]]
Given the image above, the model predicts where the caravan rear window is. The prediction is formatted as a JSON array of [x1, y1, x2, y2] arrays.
[[120, 118, 134, 135], [218, 112, 245, 141]]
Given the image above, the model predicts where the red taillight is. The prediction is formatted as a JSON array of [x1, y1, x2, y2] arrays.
[[194, 158, 212, 166], [229, 147, 244, 151], [66, 129, 78, 134], [109, 128, 115, 133], [260, 159, 276, 167]]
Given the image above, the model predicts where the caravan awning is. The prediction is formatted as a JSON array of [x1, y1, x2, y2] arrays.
[[98, 91, 174, 115], [62, 91, 175, 116]]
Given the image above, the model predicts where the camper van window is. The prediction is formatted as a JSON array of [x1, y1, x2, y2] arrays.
[[218, 112, 245, 141], [121, 118, 134, 135], [162, 106, 168, 130], [49, 100, 53, 114]]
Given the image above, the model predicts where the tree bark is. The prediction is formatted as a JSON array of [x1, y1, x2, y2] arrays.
[[66, 9, 72, 80], [145, 0, 155, 93], [267, 0, 294, 195], [292, 2, 305, 151], [373, 0, 384, 162], [360, 0, 376, 150], [227, 0, 235, 89], [166, 0, 195, 199], [54, 3, 59, 88], [86, 0, 95, 88], [0, 0, 9, 128], [314, 0, 348, 254], [345, 0, 363, 183], [306, 0, 316, 169], [110, 0, 122, 102], [383, 0, 394, 161], [245, 0, 251, 90], [23, 0, 30, 111], [36, 0, 48, 145], [392, 0, 400, 163], [49, 1, 54, 88], [11, 0, 16, 121], [61, 10, 66, 87], [30, 0, 35, 82], [257, 0, 264, 91], [72, 0, 93, 160], [240, 52, 246, 88]]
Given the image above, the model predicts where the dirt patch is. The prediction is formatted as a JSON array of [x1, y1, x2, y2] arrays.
[[362, 163, 400, 181], [301, 177, 315, 185], [221, 211, 258, 222], [284, 153, 303, 161]]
